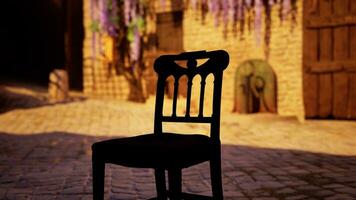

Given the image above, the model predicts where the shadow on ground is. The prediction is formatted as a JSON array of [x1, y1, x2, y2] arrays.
[[0, 85, 86, 114], [0, 132, 356, 199]]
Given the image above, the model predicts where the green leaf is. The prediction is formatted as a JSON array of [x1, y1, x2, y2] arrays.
[[90, 20, 100, 32], [136, 17, 145, 31], [127, 26, 134, 42]]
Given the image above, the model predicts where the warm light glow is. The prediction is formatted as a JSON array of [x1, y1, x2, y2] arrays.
[[1, 85, 356, 156]]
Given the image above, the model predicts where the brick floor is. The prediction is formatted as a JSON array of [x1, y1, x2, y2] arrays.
[[1, 84, 356, 200]]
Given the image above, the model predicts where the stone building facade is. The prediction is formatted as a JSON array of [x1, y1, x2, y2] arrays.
[[82, 0, 305, 121]]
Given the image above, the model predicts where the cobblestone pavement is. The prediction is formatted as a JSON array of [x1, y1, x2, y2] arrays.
[[1, 84, 356, 200]]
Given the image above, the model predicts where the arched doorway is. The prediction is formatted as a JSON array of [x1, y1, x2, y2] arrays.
[[234, 59, 277, 113]]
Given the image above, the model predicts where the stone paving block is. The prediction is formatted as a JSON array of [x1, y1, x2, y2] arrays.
[[31, 195, 57, 200], [323, 183, 346, 189], [185, 181, 210, 193], [7, 187, 33, 195], [243, 189, 271, 198], [334, 187, 356, 195], [34, 184, 63, 195], [281, 180, 308, 187], [61, 185, 87, 195], [223, 190, 245, 198], [285, 195, 308, 200], [275, 187, 296, 195], [110, 181, 135, 190], [109, 192, 137, 200], [239, 182, 262, 191], [334, 176, 356, 183], [324, 193, 355, 200], [295, 184, 321, 192], [224, 198, 249, 200], [0, 175, 19, 185], [57, 195, 83, 200], [4, 192, 32, 200], [258, 181, 285, 189], [80, 194, 93, 200], [0, 188, 6, 199], [313, 189, 335, 198]]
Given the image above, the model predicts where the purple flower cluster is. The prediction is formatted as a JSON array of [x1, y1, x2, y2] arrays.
[[131, 26, 141, 63], [191, 0, 295, 36], [254, 0, 263, 45], [124, 0, 145, 63], [88, 0, 297, 67], [90, 0, 147, 66], [98, 0, 119, 36], [282, 0, 291, 21], [204, 0, 294, 23]]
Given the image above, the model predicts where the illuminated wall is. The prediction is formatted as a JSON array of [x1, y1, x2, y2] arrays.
[[82, 0, 304, 120], [183, 1, 304, 120]]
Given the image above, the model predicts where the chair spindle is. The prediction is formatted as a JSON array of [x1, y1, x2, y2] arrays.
[[185, 78, 192, 117], [199, 76, 206, 117], [172, 77, 179, 117]]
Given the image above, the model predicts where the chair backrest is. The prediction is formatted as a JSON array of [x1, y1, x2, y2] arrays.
[[153, 50, 229, 141]]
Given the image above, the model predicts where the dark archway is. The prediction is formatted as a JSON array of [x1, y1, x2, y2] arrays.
[[0, 0, 83, 90], [234, 59, 277, 114], [0, 0, 64, 84]]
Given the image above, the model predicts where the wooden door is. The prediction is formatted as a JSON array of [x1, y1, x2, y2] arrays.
[[156, 11, 183, 53], [143, 11, 184, 96], [156, 11, 186, 98], [303, 0, 356, 119]]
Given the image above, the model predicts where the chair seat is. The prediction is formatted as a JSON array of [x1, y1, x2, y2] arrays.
[[92, 133, 214, 169]]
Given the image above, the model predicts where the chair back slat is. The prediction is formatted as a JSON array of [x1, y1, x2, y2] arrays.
[[172, 78, 179, 117], [154, 50, 229, 139], [198, 75, 206, 117], [185, 78, 193, 117]]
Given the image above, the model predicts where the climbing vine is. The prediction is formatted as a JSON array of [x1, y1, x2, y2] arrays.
[[90, 0, 152, 102]]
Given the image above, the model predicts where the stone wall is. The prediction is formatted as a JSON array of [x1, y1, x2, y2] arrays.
[[183, 1, 305, 120], [82, 0, 305, 120]]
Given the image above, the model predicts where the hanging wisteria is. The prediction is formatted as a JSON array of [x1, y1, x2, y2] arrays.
[[195, 0, 297, 30], [192, 0, 297, 57], [89, 0, 298, 101], [90, 0, 298, 67], [90, 0, 151, 102], [90, 0, 148, 67]]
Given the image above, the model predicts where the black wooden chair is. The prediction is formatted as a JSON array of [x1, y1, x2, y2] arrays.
[[92, 50, 229, 200]]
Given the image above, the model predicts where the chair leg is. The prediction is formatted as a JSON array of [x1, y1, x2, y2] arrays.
[[210, 154, 223, 200], [168, 169, 182, 200], [92, 153, 105, 200], [155, 168, 167, 200]]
